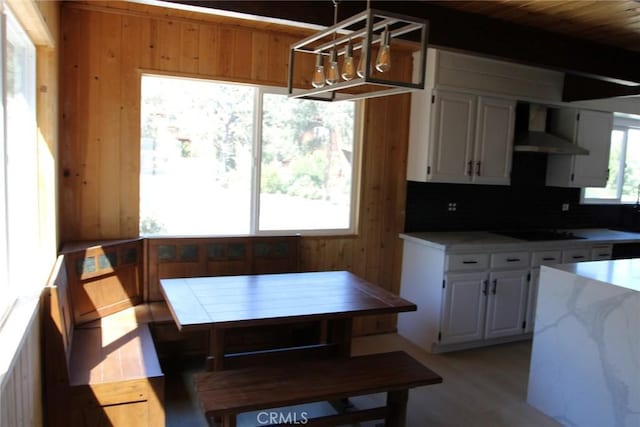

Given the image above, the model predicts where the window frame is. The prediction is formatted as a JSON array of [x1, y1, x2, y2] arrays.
[[0, 4, 37, 325], [139, 74, 363, 237], [582, 115, 640, 205]]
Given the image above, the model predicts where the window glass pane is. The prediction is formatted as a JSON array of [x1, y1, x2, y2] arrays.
[[621, 128, 640, 203], [140, 76, 254, 235], [5, 9, 37, 296], [259, 94, 355, 231], [584, 129, 624, 200]]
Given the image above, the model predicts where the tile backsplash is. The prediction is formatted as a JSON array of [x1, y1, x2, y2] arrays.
[[405, 152, 639, 232]]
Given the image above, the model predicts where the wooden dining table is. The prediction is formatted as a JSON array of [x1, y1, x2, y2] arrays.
[[160, 270, 417, 370]]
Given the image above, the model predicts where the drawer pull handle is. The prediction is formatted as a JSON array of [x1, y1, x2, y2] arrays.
[[542, 257, 556, 261], [597, 253, 610, 257], [572, 255, 585, 259], [462, 260, 478, 264], [506, 258, 520, 262]]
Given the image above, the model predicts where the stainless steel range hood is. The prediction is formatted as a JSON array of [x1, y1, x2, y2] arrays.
[[513, 104, 589, 155]]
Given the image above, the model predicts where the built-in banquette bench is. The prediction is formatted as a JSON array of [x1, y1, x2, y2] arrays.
[[43, 235, 303, 426], [42, 254, 164, 427]]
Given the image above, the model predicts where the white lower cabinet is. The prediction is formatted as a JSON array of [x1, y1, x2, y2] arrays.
[[440, 272, 487, 344], [440, 252, 529, 345], [485, 270, 529, 339], [399, 237, 619, 353]]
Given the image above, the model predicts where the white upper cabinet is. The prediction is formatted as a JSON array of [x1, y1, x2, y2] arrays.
[[408, 89, 515, 185], [546, 109, 614, 188], [474, 96, 516, 184], [428, 91, 476, 183]]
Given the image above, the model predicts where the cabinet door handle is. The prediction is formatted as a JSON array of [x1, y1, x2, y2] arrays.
[[467, 160, 473, 176], [476, 161, 481, 176], [492, 279, 497, 294], [572, 255, 585, 260], [482, 280, 488, 296], [462, 260, 478, 264], [506, 258, 520, 262]]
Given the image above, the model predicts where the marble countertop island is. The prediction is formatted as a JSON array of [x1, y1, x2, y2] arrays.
[[527, 258, 640, 427]]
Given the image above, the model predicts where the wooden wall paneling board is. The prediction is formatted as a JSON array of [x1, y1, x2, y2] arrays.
[[197, 25, 219, 76], [0, 301, 43, 427], [232, 27, 252, 80], [266, 33, 289, 84], [216, 27, 234, 78], [180, 21, 200, 74], [81, 10, 104, 239], [357, 96, 395, 336], [98, 12, 123, 238], [251, 31, 269, 82], [156, 19, 181, 71], [60, 6, 82, 241], [120, 15, 146, 237]]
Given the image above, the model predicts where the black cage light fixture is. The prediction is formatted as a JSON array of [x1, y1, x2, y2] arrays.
[[287, 0, 429, 102]]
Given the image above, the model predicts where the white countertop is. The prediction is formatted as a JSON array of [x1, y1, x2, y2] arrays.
[[400, 228, 640, 252], [547, 258, 640, 292]]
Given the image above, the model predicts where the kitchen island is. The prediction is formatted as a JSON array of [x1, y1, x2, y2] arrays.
[[527, 258, 640, 427]]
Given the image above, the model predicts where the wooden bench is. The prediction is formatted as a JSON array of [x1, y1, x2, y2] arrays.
[[43, 255, 165, 427], [194, 351, 442, 427]]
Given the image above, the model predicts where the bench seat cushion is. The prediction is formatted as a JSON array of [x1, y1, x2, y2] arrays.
[[69, 323, 163, 386], [194, 351, 442, 417]]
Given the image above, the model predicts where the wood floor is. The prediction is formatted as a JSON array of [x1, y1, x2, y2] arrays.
[[164, 334, 560, 427]]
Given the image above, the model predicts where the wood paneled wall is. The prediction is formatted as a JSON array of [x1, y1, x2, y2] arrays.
[[0, 302, 42, 427], [60, 1, 411, 335]]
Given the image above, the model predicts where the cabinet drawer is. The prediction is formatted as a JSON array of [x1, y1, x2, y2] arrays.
[[561, 248, 590, 263], [591, 245, 613, 260], [490, 251, 529, 269], [446, 253, 489, 271], [531, 250, 561, 267]]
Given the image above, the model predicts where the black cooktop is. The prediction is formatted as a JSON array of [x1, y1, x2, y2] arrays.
[[492, 230, 587, 241]]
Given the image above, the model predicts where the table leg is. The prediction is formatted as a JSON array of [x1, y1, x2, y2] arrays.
[[207, 327, 226, 371], [330, 317, 353, 358], [386, 389, 409, 427]]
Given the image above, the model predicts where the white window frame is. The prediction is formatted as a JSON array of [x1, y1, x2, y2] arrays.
[[0, 4, 37, 325], [139, 74, 363, 237], [582, 115, 640, 205], [0, 5, 8, 325]]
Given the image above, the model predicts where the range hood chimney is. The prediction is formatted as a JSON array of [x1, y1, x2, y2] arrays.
[[513, 104, 589, 155]]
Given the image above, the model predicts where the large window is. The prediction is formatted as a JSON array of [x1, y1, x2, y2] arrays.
[[140, 75, 360, 236], [0, 6, 37, 323], [584, 115, 640, 204]]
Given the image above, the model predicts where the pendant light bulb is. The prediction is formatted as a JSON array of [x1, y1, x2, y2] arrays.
[[375, 27, 391, 73], [356, 42, 367, 78], [341, 40, 356, 81], [311, 54, 326, 88], [326, 49, 339, 85]]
